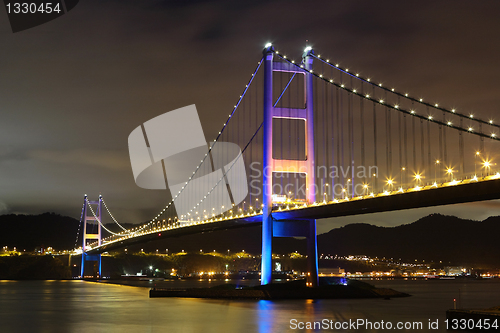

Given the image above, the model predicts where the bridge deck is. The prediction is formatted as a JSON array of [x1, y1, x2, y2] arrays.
[[86, 176, 500, 254]]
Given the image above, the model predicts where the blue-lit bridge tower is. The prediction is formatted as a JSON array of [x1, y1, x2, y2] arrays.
[[80, 195, 102, 278], [261, 44, 318, 287]]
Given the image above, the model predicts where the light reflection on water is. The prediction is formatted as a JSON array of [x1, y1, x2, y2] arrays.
[[0, 279, 499, 332]]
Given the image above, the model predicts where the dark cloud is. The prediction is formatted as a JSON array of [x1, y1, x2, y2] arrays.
[[0, 0, 499, 230]]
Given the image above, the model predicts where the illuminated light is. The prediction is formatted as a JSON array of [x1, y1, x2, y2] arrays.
[[326, 59, 330, 62], [470, 114, 474, 118], [410, 110, 415, 114], [367, 78, 371, 82], [365, 94, 370, 98], [468, 127, 473, 132], [319, 74, 323, 78], [428, 116, 433, 120], [447, 121, 452, 126], [391, 88, 395, 92], [335, 64, 339, 67], [472, 175, 478, 181], [419, 98, 423, 102], [451, 109, 456, 113], [265, 42, 272, 48], [383, 191, 390, 195], [435, 104, 439, 107], [432, 182, 438, 188], [489, 120, 493, 124], [353, 89, 357, 93], [329, 79, 333, 83], [356, 73, 359, 77], [304, 46, 312, 52], [291, 60, 295, 64], [405, 93, 408, 97], [341, 84, 345, 88], [395, 105, 399, 109], [345, 68, 349, 72], [379, 99, 384, 104], [492, 133, 496, 137], [379, 83, 382, 87]]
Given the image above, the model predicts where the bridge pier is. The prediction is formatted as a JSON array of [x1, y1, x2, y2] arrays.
[[273, 219, 319, 287]]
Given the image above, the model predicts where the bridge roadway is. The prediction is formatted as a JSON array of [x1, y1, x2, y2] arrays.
[[87, 176, 500, 254]]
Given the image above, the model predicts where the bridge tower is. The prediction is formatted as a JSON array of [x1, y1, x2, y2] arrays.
[[80, 195, 102, 278], [262, 44, 319, 287]]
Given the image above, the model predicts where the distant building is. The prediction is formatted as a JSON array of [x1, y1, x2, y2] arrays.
[[444, 266, 466, 276], [319, 267, 345, 277]]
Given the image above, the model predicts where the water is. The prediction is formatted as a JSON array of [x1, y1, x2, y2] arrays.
[[0, 279, 499, 332]]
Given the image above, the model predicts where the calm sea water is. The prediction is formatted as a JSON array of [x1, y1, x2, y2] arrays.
[[0, 279, 499, 332]]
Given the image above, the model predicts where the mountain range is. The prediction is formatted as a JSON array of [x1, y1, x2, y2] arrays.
[[1, 213, 499, 267]]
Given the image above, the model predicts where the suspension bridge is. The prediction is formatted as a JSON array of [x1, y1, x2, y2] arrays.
[[77, 44, 500, 286]]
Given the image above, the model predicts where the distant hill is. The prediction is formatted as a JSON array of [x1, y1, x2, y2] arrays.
[[316, 214, 500, 266], [0, 213, 135, 251], [1, 213, 500, 267], [0, 213, 80, 251], [137, 214, 500, 267]]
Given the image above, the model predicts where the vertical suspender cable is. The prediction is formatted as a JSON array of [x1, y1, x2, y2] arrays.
[[427, 117, 431, 176], [372, 85, 377, 192], [324, 69, 328, 194], [330, 65, 335, 191], [360, 82, 365, 186], [386, 91, 392, 177], [439, 118, 443, 164], [459, 117, 464, 175], [420, 119, 425, 175], [348, 77, 353, 196], [443, 112, 447, 165], [479, 123, 484, 153], [412, 105, 416, 173], [404, 113, 408, 185], [398, 97, 402, 181], [340, 72, 345, 190]]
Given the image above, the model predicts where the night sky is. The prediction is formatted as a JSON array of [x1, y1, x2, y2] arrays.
[[1, 0, 500, 233]]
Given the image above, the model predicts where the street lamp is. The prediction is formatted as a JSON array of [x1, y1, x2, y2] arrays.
[[400, 167, 406, 187], [372, 173, 377, 193], [434, 160, 440, 183], [446, 168, 454, 181], [483, 160, 491, 176], [414, 173, 422, 186], [475, 151, 480, 176], [363, 184, 368, 196], [386, 178, 394, 191]]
